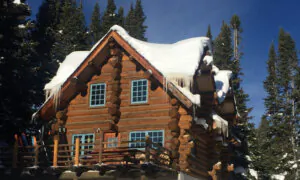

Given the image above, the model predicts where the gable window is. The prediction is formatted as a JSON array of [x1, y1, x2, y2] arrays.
[[131, 79, 148, 104], [72, 133, 95, 155], [90, 83, 106, 107], [129, 130, 164, 148]]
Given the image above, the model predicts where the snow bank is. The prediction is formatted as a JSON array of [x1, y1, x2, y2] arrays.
[[212, 113, 228, 137], [44, 51, 89, 100]]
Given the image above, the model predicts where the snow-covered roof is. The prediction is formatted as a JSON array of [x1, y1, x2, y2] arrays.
[[213, 66, 232, 103], [13, 0, 21, 4], [41, 25, 233, 117], [44, 51, 89, 98]]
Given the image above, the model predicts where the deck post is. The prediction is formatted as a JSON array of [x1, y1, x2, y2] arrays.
[[98, 132, 103, 164], [12, 136, 18, 168], [145, 135, 150, 163], [34, 144, 39, 166], [53, 136, 58, 167], [74, 138, 80, 166]]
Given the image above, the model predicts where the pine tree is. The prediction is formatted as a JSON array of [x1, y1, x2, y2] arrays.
[[213, 22, 232, 70], [124, 3, 136, 37], [206, 24, 212, 39], [0, 0, 37, 140], [117, 6, 124, 27], [52, 0, 89, 63], [101, 0, 117, 33], [134, 0, 147, 41], [273, 28, 299, 179], [32, 0, 62, 105], [90, 2, 102, 44]]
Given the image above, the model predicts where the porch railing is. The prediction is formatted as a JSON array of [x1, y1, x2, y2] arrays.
[[0, 136, 173, 170]]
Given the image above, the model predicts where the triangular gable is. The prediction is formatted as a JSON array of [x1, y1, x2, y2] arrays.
[[37, 29, 202, 120]]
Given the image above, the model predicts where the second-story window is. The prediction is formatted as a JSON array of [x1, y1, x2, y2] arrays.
[[131, 79, 148, 104], [90, 83, 106, 107]]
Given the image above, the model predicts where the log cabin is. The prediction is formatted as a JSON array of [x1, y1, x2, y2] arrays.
[[6, 25, 240, 180]]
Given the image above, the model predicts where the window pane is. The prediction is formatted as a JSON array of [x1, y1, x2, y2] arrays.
[[90, 83, 106, 106]]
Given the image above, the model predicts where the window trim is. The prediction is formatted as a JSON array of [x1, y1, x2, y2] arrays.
[[89, 83, 106, 107], [129, 130, 164, 148], [131, 79, 148, 104], [72, 133, 95, 155]]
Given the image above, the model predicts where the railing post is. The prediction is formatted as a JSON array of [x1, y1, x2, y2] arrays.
[[53, 136, 58, 167], [145, 135, 150, 163], [34, 144, 39, 166], [98, 132, 103, 164], [74, 138, 80, 166], [12, 135, 18, 168]]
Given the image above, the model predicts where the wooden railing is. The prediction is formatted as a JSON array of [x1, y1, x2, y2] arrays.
[[0, 136, 173, 170]]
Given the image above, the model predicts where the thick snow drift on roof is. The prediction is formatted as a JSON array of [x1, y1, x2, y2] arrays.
[[213, 66, 232, 103], [110, 25, 211, 78], [44, 51, 89, 97]]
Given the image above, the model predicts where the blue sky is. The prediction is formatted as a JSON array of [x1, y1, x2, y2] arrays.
[[27, 0, 300, 126]]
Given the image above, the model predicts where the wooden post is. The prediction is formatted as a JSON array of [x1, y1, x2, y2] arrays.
[[74, 138, 80, 166], [98, 132, 103, 164], [12, 136, 18, 168], [53, 136, 58, 167], [34, 144, 39, 166], [145, 135, 150, 163]]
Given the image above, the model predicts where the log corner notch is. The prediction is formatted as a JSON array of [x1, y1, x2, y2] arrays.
[[108, 37, 122, 129], [168, 98, 180, 166], [70, 77, 88, 97]]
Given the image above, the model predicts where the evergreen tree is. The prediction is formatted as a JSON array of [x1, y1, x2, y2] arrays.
[[101, 0, 117, 33], [52, 0, 89, 63], [90, 2, 102, 44], [0, 0, 37, 140], [134, 0, 147, 41], [213, 22, 232, 70], [32, 0, 62, 105], [206, 24, 212, 39], [124, 3, 136, 37], [117, 6, 124, 27]]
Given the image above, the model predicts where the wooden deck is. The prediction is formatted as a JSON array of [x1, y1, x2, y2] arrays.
[[0, 138, 178, 179]]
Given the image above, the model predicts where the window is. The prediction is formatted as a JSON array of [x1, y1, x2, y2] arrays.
[[129, 130, 164, 148], [131, 79, 148, 104], [72, 133, 95, 155], [107, 137, 118, 148], [90, 83, 106, 107]]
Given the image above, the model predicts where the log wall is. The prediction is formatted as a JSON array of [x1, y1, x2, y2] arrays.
[[64, 51, 173, 150]]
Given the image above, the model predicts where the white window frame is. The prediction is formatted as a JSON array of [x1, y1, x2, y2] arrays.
[[72, 133, 95, 155], [131, 79, 148, 104], [89, 83, 106, 107], [129, 130, 164, 149]]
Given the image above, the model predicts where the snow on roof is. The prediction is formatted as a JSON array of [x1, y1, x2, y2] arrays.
[[42, 25, 234, 115], [213, 66, 232, 103], [109, 25, 212, 78], [44, 51, 89, 98], [172, 82, 201, 106], [212, 112, 228, 137]]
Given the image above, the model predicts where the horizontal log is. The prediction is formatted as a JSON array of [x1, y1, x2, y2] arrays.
[[178, 106, 188, 115], [179, 115, 193, 122]]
